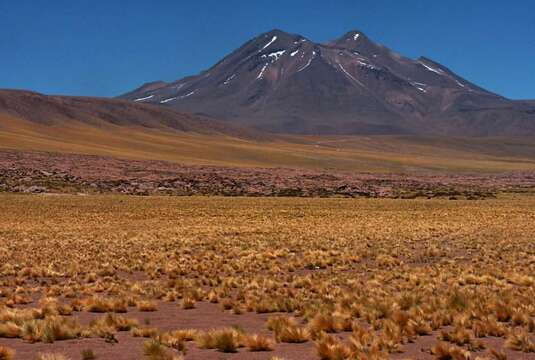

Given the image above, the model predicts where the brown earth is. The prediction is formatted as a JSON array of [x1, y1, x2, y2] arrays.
[[4, 90, 535, 173], [2, 149, 535, 199]]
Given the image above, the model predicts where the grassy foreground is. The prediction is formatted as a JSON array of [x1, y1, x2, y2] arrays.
[[1, 194, 535, 359]]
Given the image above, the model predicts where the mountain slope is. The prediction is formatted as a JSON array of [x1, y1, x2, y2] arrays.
[[2, 89, 535, 173], [0, 89, 264, 139], [121, 29, 535, 136]]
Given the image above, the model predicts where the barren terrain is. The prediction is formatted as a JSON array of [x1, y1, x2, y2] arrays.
[[3, 97, 535, 173], [2, 150, 535, 199]]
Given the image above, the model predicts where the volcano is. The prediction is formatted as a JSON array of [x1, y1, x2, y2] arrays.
[[121, 29, 535, 137]]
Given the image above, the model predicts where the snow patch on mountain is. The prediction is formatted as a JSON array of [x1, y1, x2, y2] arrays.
[[160, 97, 177, 104], [338, 63, 365, 87], [420, 62, 445, 75], [223, 74, 236, 85], [257, 63, 269, 79], [260, 36, 277, 51], [356, 60, 377, 70], [177, 91, 196, 99], [262, 50, 286, 62], [134, 95, 154, 102]]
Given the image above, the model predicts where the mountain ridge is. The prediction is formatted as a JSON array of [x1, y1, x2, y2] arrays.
[[0, 89, 268, 140], [120, 29, 535, 137]]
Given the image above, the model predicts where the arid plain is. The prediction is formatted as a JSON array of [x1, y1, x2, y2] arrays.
[[1, 194, 535, 359]]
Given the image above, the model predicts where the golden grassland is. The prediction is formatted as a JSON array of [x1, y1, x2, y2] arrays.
[[1, 194, 535, 359], [2, 114, 535, 173]]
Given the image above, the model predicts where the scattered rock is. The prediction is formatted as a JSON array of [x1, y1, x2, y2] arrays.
[[0, 150, 532, 199]]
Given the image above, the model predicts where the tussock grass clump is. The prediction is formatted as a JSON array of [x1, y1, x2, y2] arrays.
[[39, 298, 73, 317], [431, 341, 471, 360], [266, 316, 297, 332], [315, 334, 352, 360], [156, 330, 193, 353], [505, 329, 535, 352], [275, 325, 310, 343], [181, 297, 195, 310], [21, 316, 82, 343], [90, 313, 138, 333], [83, 297, 114, 313], [407, 317, 432, 336], [0, 346, 15, 360], [348, 325, 385, 357], [0, 322, 21, 338], [132, 327, 159, 338], [143, 339, 176, 360], [448, 290, 469, 312], [81, 349, 96, 360], [245, 334, 274, 351], [489, 349, 507, 360], [492, 302, 513, 323], [160, 329, 197, 344], [214, 331, 241, 353], [308, 312, 352, 335], [266, 315, 314, 343], [35, 354, 71, 360], [196, 328, 243, 353], [137, 300, 157, 312], [440, 326, 484, 350], [472, 318, 506, 338]]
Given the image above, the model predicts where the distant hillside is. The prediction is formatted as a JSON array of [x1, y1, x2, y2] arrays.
[[1, 89, 535, 173], [0, 89, 264, 139]]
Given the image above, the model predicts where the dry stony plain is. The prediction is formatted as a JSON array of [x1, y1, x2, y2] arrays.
[[1, 194, 535, 359]]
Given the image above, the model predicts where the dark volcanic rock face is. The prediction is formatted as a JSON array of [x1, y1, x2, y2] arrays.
[[120, 29, 535, 137]]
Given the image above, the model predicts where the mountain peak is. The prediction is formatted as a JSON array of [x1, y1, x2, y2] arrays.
[[329, 29, 376, 51], [244, 29, 309, 56], [120, 28, 527, 136], [262, 28, 290, 36], [340, 29, 366, 41], [255, 29, 307, 47]]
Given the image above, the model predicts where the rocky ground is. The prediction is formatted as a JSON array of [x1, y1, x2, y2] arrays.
[[1, 149, 535, 199]]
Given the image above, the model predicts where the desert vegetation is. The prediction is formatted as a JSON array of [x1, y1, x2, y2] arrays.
[[0, 194, 534, 359]]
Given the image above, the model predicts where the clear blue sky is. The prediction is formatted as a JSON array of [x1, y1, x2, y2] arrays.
[[1, 0, 534, 99]]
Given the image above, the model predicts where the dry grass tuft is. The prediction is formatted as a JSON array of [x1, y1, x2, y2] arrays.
[[196, 328, 243, 353], [81, 349, 96, 360], [0, 346, 15, 360], [315, 334, 352, 360], [143, 339, 174, 360], [505, 329, 535, 352], [35, 354, 71, 360], [431, 341, 471, 360], [245, 334, 274, 351], [137, 300, 157, 312]]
